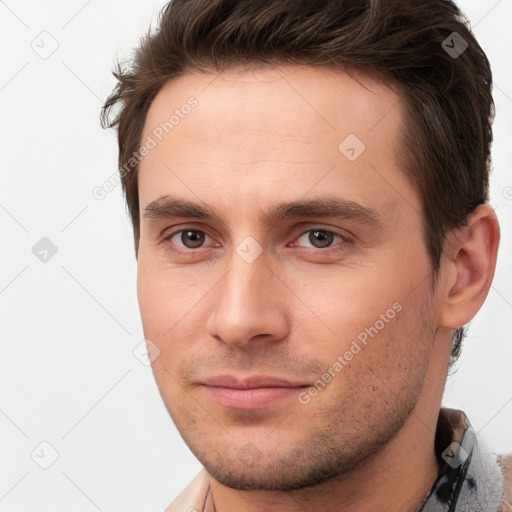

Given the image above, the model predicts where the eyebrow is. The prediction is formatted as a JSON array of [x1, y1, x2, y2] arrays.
[[143, 195, 383, 229]]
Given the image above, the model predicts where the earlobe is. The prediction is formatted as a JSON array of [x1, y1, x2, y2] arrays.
[[438, 203, 500, 329]]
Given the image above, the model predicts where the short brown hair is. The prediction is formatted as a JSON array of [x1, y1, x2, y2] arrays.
[[101, 0, 494, 364]]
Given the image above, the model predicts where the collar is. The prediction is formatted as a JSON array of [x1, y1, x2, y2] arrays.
[[417, 407, 504, 511]]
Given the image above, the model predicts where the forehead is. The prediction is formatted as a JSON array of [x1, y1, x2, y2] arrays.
[[138, 63, 416, 227], [142, 63, 404, 144]]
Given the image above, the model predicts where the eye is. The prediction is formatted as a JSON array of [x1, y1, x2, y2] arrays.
[[290, 228, 347, 250], [165, 229, 213, 250]]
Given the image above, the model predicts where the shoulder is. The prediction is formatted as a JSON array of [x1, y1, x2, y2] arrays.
[[164, 468, 210, 512], [498, 454, 512, 512]]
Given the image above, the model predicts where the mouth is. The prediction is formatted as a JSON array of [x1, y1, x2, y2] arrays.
[[199, 374, 310, 410]]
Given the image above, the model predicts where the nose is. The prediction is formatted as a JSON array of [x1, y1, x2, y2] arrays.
[[205, 246, 289, 348]]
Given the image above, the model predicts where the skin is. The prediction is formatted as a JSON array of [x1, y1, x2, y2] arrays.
[[135, 63, 500, 512]]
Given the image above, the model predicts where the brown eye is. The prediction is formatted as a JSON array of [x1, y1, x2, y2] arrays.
[[180, 230, 205, 249], [309, 230, 335, 249], [165, 229, 211, 250], [293, 229, 346, 250]]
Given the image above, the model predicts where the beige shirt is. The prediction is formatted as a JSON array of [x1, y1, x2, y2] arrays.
[[165, 468, 214, 512]]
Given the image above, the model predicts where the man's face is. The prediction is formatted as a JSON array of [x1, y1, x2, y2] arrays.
[[137, 64, 441, 490]]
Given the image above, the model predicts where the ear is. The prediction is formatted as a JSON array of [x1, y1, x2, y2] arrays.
[[438, 203, 500, 329]]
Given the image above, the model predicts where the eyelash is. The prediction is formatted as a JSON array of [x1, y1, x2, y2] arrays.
[[161, 226, 350, 255]]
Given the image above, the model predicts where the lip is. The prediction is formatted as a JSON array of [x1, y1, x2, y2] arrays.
[[202, 374, 306, 389], [199, 374, 309, 410]]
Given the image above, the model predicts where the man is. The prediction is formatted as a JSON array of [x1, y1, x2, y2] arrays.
[[101, 0, 511, 510]]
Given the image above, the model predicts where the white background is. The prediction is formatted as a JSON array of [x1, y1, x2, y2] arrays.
[[1, 0, 511, 510]]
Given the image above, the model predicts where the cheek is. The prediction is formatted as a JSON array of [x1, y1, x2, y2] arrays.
[[137, 261, 192, 408], [294, 273, 398, 348], [302, 273, 432, 385], [318, 303, 433, 422], [136, 252, 206, 378], [137, 261, 165, 335], [137, 247, 192, 332]]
